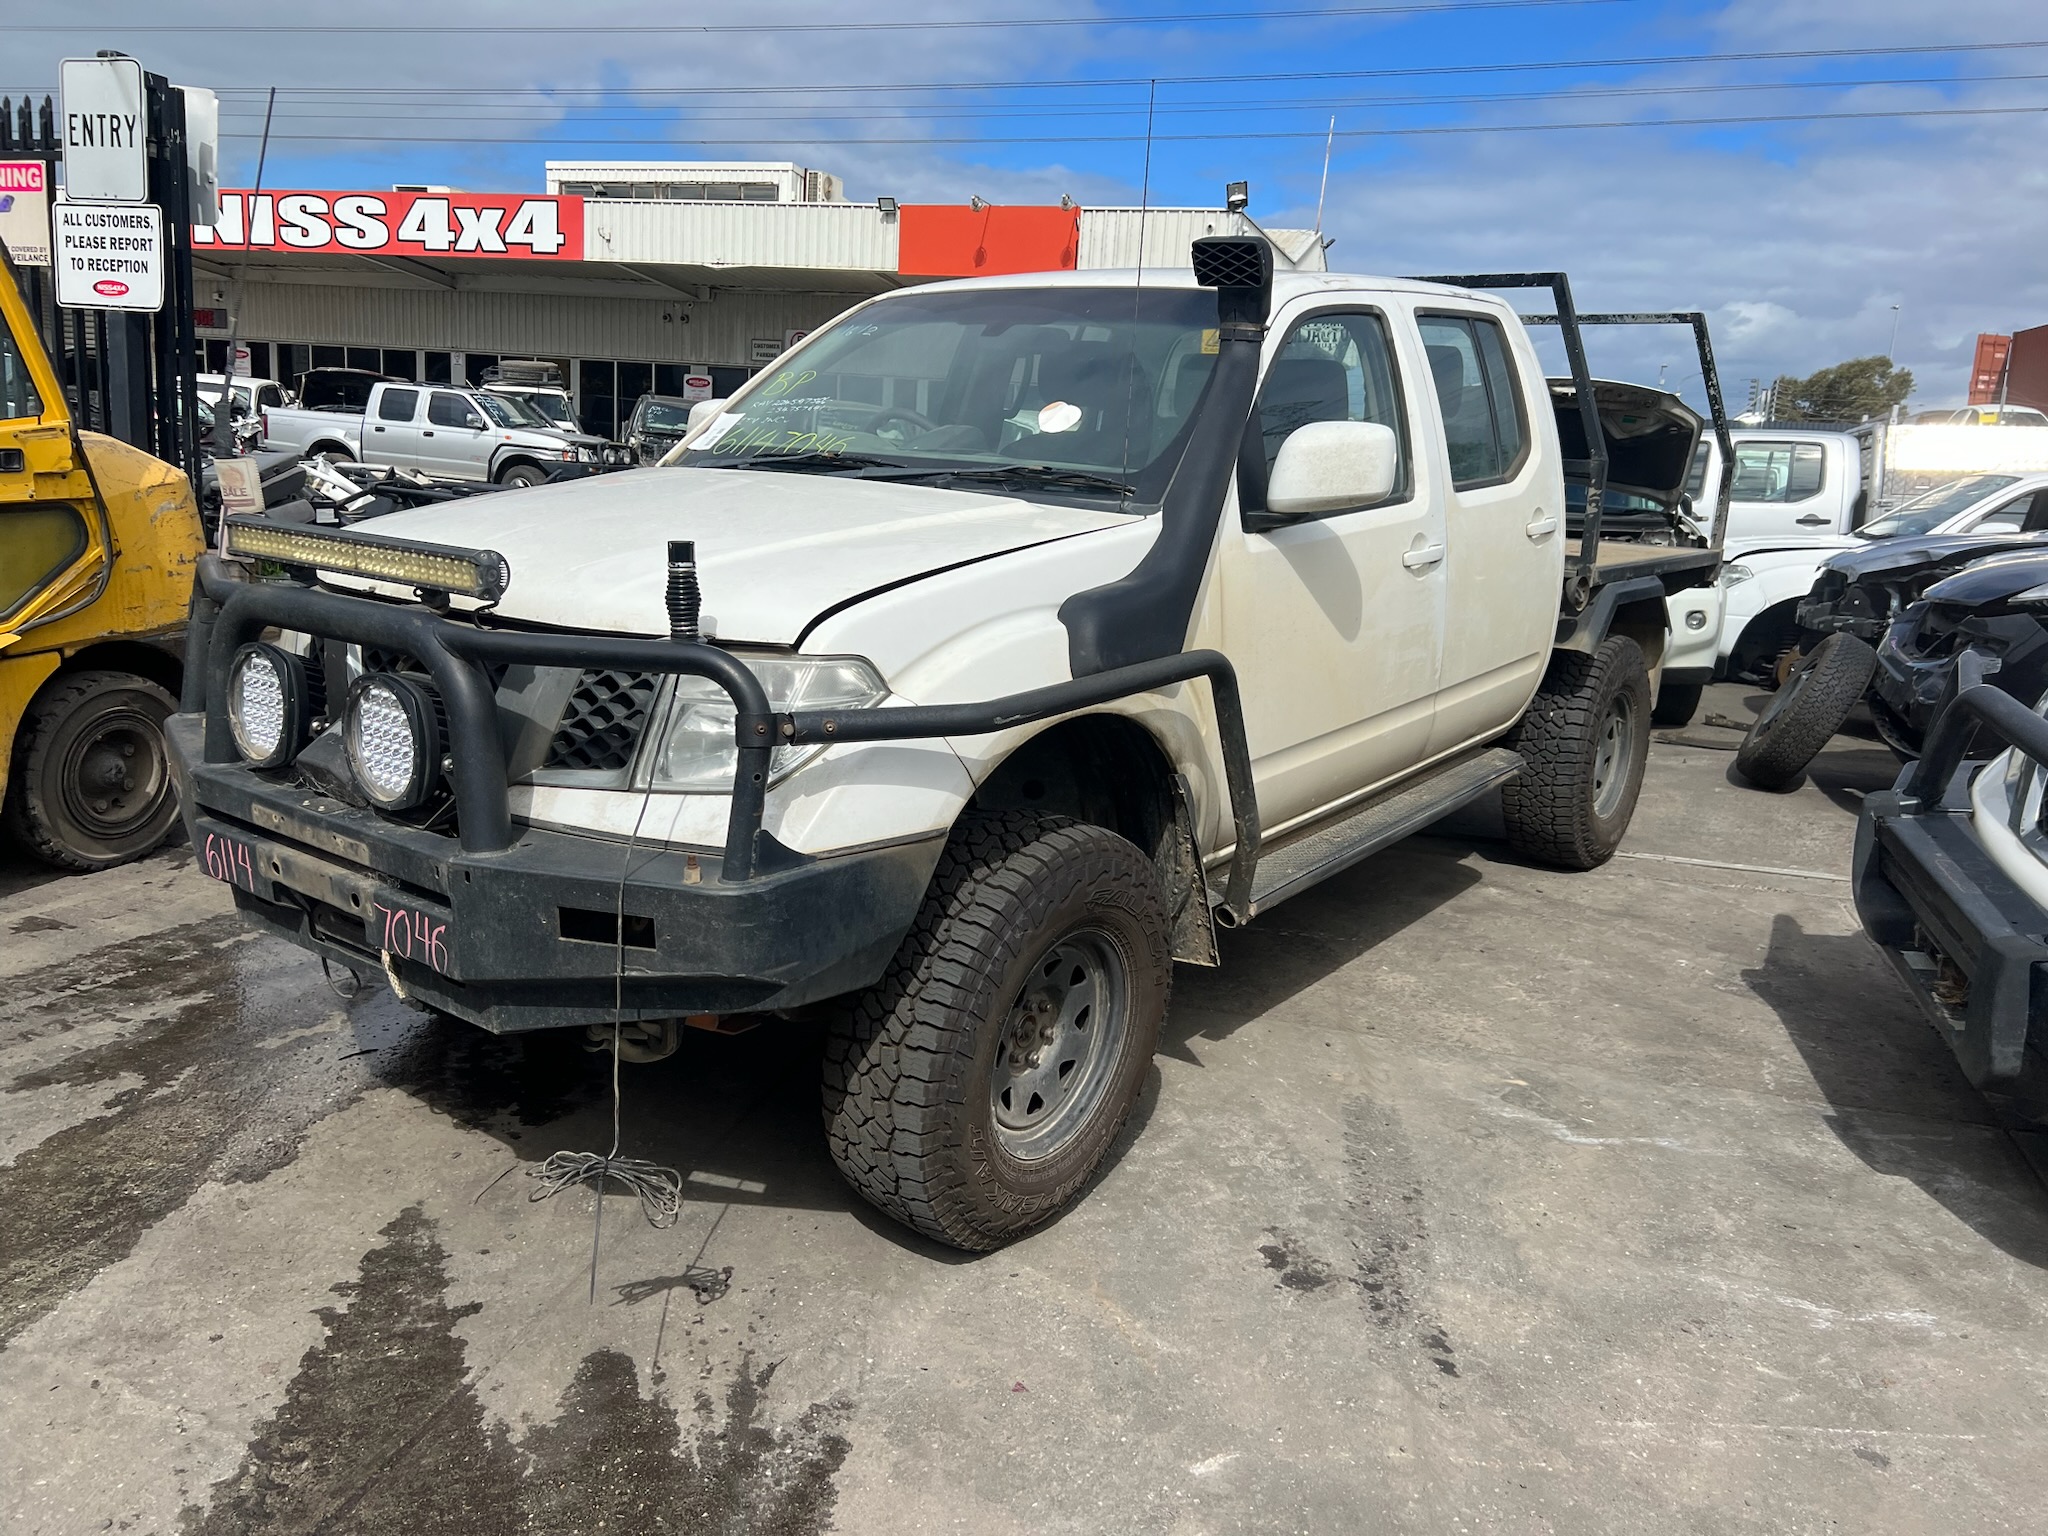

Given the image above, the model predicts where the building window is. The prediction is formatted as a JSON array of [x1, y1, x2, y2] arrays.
[[311, 344, 346, 370], [381, 349, 418, 381], [424, 351, 452, 385], [618, 361, 652, 423], [346, 346, 380, 372], [463, 354, 500, 388]]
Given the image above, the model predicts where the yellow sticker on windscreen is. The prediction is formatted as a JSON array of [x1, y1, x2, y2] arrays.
[[1201, 329, 1220, 354]]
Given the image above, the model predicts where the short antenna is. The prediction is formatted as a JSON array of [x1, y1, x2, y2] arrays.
[[1314, 115, 1335, 235]]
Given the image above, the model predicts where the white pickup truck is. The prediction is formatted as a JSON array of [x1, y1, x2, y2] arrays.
[[263, 380, 628, 486], [171, 242, 1726, 1250]]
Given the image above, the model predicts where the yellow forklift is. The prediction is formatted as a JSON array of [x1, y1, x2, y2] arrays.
[[0, 249, 204, 870]]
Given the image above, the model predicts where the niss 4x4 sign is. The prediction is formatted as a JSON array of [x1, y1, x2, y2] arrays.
[[193, 189, 584, 260]]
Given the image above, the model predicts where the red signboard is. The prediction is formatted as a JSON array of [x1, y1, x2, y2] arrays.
[[193, 190, 584, 260], [898, 205, 1080, 278]]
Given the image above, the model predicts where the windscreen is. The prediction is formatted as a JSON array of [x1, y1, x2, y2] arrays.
[[478, 393, 544, 429], [680, 285, 1222, 504], [638, 399, 694, 432], [524, 391, 578, 427], [1858, 474, 2021, 537]]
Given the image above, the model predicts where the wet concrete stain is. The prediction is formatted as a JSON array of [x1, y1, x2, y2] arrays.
[[0, 918, 603, 1350], [184, 1206, 852, 1535], [1258, 1231, 1337, 1291], [8, 912, 70, 935], [1345, 1097, 1461, 1380], [183, 1205, 518, 1534], [0, 918, 374, 1348]]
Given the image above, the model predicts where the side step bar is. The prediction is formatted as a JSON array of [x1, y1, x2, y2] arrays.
[[1215, 747, 1522, 925]]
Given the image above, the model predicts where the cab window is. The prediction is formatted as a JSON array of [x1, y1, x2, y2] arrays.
[[1, 505, 88, 621], [1732, 441, 1825, 503], [1, 311, 44, 421], [1243, 309, 1410, 516], [1417, 313, 1530, 488], [377, 388, 420, 423], [428, 391, 479, 429]]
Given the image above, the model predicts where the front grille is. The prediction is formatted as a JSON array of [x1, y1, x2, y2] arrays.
[[544, 669, 660, 771]]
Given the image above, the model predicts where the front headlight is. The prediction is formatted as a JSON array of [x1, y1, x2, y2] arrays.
[[647, 654, 888, 792], [345, 674, 442, 810], [1721, 562, 1754, 587]]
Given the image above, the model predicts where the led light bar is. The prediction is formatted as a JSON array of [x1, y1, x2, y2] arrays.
[[222, 517, 510, 601]]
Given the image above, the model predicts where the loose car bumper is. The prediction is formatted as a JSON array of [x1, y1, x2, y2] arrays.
[[167, 713, 942, 1032]]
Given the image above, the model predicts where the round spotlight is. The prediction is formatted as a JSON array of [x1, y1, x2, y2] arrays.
[[345, 674, 441, 811], [227, 642, 310, 768]]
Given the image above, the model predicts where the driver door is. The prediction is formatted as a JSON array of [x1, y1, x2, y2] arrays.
[[1209, 305, 1446, 831]]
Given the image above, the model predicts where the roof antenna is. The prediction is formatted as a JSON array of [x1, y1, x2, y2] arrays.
[[1116, 78, 1157, 514], [1314, 115, 1335, 237]]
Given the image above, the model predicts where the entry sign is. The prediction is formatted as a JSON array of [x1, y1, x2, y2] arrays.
[[59, 57, 148, 203], [0, 162, 51, 266], [54, 200, 165, 312], [683, 373, 714, 401]]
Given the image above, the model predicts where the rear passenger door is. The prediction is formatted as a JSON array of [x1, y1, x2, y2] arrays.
[[1416, 309, 1562, 754], [364, 385, 423, 470], [1214, 305, 1445, 828]]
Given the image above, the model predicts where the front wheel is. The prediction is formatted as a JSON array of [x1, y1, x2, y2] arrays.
[[822, 812, 1170, 1251], [1501, 636, 1653, 870], [496, 462, 546, 489], [3, 670, 179, 871]]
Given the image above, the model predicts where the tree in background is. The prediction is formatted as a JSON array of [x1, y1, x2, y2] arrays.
[[1770, 356, 1915, 423]]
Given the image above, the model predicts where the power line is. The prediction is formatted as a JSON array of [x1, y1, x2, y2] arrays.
[[203, 71, 2048, 126], [211, 101, 2048, 146], [7, 0, 1633, 35], [14, 36, 2048, 101]]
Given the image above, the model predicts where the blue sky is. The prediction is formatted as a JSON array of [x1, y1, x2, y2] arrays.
[[10, 0, 2046, 405]]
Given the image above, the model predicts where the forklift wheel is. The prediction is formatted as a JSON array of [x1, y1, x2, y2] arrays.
[[4, 670, 180, 872]]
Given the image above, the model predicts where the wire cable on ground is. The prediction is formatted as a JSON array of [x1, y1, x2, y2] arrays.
[[527, 790, 683, 1302]]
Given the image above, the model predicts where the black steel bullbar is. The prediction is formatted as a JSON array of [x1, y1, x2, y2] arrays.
[[1897, 683, 2048, 813], [187, 558, 1263, 914]]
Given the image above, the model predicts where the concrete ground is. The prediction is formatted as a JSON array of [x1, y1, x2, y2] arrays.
[[4, 681, 2045, 1534]]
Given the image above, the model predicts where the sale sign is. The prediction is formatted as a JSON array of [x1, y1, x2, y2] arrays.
[[193, 190, 584, 260]]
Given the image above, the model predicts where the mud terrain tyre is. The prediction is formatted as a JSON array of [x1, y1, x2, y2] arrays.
[[3, 670, 179, 871], [1501, 636, 1653, 870], [1733, 632, 1877, 791], [1651, 680, 1704, 728], [821, 811, 1170, 1251], [496, 461, 546, 489]]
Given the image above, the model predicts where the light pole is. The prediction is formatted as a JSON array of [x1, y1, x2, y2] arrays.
[[1887, 303, 1902, 363]]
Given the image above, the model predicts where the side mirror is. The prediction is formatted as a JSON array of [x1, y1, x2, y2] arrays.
[[1266, 421, 1400, 517], [464, 413, 485, 431], [687, 398, 729, 433]]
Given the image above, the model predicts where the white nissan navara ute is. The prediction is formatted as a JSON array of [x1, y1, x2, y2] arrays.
[[172, 240, 1727, 1250]]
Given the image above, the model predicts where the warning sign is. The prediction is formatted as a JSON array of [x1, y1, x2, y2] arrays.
[[0, 161, 51, 266], [54, 198, 165, 311]]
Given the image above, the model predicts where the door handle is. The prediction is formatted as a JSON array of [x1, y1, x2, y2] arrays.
[[1525, 513, 1558, 538], [1402, 542, 1446, 570], [372, 424, 385, 432], [1795, 514, 1829, 526], [422, 430, 435, 437]]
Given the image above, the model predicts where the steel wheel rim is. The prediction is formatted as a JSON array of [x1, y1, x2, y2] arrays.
[[59, 707, 169, 839], [990, 925, 1129, 1163], [1592, 693, 1635, 819]]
